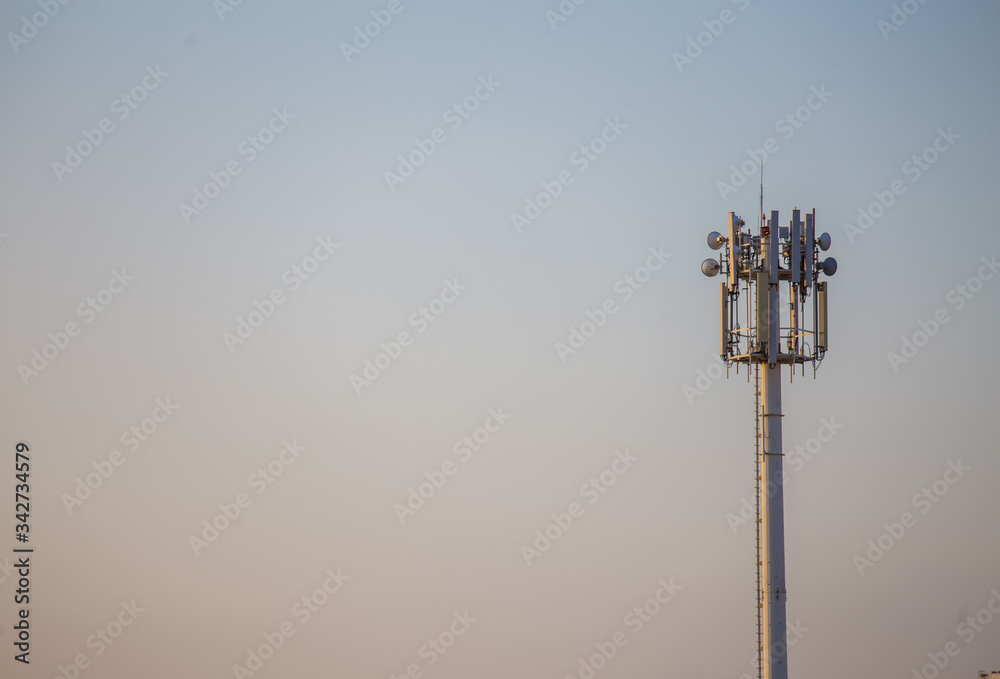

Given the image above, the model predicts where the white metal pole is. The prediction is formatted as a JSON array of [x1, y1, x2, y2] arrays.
[[761, 350, 787, 679], [759, 227, 788, 679]]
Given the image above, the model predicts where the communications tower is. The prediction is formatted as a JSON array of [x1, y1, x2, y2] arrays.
[[701, 209, 837, 679]]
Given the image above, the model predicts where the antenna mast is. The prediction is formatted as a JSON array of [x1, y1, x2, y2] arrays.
[[701, 209, 838, 679]]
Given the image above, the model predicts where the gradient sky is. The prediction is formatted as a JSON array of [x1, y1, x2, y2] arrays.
[[1, 1, 999, 677]]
